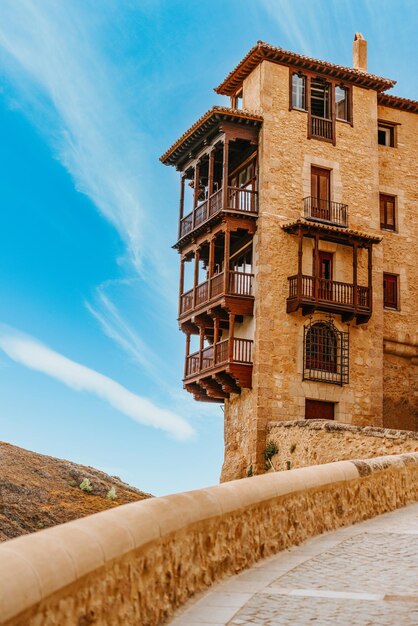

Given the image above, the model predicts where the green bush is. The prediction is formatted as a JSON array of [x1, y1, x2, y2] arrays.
[[79, 478, 93, 493], [264, 440, 278, 461]]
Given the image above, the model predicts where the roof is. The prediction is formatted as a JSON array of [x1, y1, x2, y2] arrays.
[[377, 93, 418, 114], [215, 41, 396, 96], [282, 219, 382, 245], [160, 106, 263, 167]]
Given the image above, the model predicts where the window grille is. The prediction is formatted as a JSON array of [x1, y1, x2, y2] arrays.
[[303, 318, 349, 385]]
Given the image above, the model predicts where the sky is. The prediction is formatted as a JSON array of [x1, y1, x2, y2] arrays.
[[0, 0, 416, 496]]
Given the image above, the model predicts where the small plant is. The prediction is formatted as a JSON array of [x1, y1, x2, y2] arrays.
[[106, 487, 117, 501], [79, 478, 93, 493], [286, 460, 292, 471], [290, 443, 297, 454], [264, 440, 278, 462], [247, 464, 253, 477]]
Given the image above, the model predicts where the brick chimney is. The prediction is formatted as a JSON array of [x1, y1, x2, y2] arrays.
[[353, 32, 367, 71]]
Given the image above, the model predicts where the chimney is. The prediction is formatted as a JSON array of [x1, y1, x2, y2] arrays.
[[353, 32, 367, 71]]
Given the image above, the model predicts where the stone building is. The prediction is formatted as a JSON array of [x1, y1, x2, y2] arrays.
[[161, 35, 418, 479]]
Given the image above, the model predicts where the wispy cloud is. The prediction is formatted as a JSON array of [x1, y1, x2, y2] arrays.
[[0, 0, 149, 275], [0, 325, 194, 441]]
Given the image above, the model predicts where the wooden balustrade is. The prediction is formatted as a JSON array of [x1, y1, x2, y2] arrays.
[[178, 187, 257, 240], [195, 281, 209, 306], [180, 288, 194, 314], [228, 271, 253, 296], [310, 115, 334, 141], [287, 274, 371, 311], [185, 338, 253, 379], [304, 196, 348, 227], [227, 187, 257, 212], [180, 271, 254, 317]]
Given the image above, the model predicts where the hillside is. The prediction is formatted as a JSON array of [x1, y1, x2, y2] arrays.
[[0, 441, 152, 542]]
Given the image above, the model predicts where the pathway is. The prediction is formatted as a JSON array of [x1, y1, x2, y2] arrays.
[[168, 503, 418, 626]]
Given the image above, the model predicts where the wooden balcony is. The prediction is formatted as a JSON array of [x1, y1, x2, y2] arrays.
[[177, 187, 258, 245], [184, 337, 253, 401], [304, 196, 348, 228], [309, 115, 334, 143], [287, 274, 372, 324], [179, 270, 254, 319]]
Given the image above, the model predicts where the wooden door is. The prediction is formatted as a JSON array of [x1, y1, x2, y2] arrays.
[[319, 251, 333, 300], [305, 399, 334, 420], [311, 167, 330, 219]]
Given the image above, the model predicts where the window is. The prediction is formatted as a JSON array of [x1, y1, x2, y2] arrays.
[[291, 73, 306, 110], [378, 122, 396, 147], [383, 274, 398, 309], [303, 319, 349, 385], [310, 79, 330, 118], [380, 194, 396, 231], [335, 85, 350, 121]]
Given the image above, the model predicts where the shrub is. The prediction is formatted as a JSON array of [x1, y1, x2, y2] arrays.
[[106, 487, 117, 501], [247, 464, 253, 477], [264, 440, 278, 461], [79, 478, 93, 493]]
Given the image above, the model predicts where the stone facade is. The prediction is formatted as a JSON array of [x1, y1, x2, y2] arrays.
[[220, 47, 417, 480]]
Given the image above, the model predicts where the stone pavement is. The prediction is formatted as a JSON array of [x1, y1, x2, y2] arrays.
[[168, 503, 418, 626]]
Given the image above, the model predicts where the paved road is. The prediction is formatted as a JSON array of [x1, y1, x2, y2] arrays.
[[168, 503, 418, 626]]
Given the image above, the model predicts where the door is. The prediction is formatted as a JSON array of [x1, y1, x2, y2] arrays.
[[305, 399, 334, 420], [311, 167, 331, 220], [319, 251, 333, 300]]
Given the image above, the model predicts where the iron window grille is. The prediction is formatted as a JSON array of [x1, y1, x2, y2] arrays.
[[303, 317, 349, 386]]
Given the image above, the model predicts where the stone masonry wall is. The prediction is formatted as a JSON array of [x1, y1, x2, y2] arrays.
[[377, 104, 418, 430], [224, 60, 387, 477], [1, 454, 417, 626], [267, 419, 418, 471]]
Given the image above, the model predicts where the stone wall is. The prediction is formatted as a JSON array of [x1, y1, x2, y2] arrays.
[[1, 453, 417, 626], [226, 59, 387, 477], [377, 104, 418, 431], [267, 419, 418, 471]]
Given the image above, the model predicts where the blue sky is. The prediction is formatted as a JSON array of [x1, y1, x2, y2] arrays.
[[0, 1, 416, 496]]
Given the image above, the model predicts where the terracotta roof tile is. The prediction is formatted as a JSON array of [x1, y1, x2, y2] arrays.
[[282, 219, 382, 244], [377, 93, 418, 114], [215, 41, 396, 95], [160, 106, 263, 166]]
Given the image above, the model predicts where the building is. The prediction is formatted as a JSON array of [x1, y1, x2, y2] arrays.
[[161, 35, 418, 479]]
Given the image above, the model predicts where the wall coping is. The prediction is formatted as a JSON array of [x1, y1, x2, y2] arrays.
[[0, 453, 417, 625], [267, 419, 418, 441]]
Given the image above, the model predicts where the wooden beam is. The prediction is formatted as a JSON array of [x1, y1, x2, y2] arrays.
[[222, 136, 230, 210], [193, 248, 200, 308], [228, 313, 235, 362], [314, 234, 319, 302], [353, 241, 358, 309], [223, 228, 230, 294], [367, 244, 373, 312], [184, 332, 191, 379], [297, 224, 303, 297], [178, 175, 185, 241], [208, 236, 215, 299], [208, 148, 215, 197]]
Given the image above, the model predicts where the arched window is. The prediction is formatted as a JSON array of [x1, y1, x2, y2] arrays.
[[305, 322, 337, 372], [303, 319, 348, 385]]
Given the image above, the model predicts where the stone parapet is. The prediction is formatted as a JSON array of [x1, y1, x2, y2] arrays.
[[267, 419, 418, 471], [0, 453, 417, 626]]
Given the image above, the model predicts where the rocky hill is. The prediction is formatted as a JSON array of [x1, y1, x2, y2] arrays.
[[0, 441, 152, 542]]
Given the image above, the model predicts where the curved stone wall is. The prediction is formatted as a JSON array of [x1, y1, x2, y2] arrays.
[[0, 453, 417, 626]]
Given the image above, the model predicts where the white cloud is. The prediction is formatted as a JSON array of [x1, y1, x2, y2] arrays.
[[0, 0, 149, 275], [0, 326, 195, 441]]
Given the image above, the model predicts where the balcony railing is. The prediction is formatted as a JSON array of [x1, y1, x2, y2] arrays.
[[179, 270, 254, 315], [179, 187, 258, 239], [185, 338, 253, 379], [310, 115, 334, 142], [304, 196, 348, 227], [288, 274, 371, 310]]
